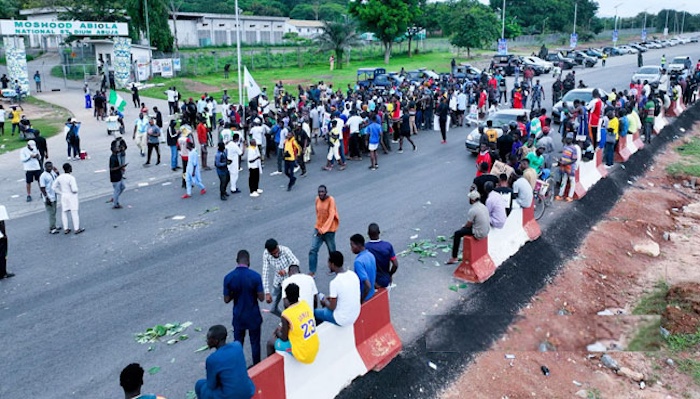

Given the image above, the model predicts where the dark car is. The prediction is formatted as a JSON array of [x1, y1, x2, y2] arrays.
[[453, 64, 481, 81], [563, 50, 597, 67], [583, 48, 603, 59], [372, 73, 399, 88], [521, 61, 545, 76], [602, 47, 622, 56], [356, 67, 386, 88], [544, 53, 576, 69], [491, 54, 521, 76]]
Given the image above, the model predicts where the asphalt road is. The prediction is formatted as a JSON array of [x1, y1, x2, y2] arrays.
[[0, 42, 698, 399]]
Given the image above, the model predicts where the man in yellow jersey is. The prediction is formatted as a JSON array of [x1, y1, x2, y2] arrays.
[[266, 283, 319, 364]]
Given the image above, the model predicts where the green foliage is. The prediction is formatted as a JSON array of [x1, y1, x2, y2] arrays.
[[445, 0, 499, 57], [504, 18, 522, 39], [314, 20, 360, 69], [666, 329, 700, 352], [677, 358, 700, 386], [667, 137, 700, 178], [290, 4, 317, 20], [349, 0, 418, 63], [633, 280, 670, 315], [626, 318, 663, 352], [124, 0, 174, 52], [0, 98, 71, 155], [488, 0, 598, 35], [0, 0, 20, 18]]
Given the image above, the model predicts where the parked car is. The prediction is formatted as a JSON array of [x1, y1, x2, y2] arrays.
[[453, 64, 481, 81], [628, 43, 648, 52], [356, 67, 386, 88], [562, 50, 597, 67], [372, 73, 400, 88], [551, 88, 608, 121], [522, 56, 553, 73], [617, 45, 638, 54], [465, 109, 529, 153], [602, 47, 622, 56], [668, 56, 692, 74], [544, 53, 576, 69], [583, 48, 603, 59], [641, 41, 660, 49], [631, 65, 663, 85], [491, 54, 521, 76]]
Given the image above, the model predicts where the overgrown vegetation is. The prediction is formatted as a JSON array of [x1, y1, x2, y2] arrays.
[[632, 280, 670, 315], [677, 358, 700, 385], [667, 329, 700, 352], [667, 137, 700, 178], [627, 318, 663, 352]]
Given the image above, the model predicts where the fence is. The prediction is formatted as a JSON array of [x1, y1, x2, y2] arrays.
[[166, 38, 454, 76]]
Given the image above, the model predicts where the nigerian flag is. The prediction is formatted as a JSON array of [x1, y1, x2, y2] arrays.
[[109, 90, 127, 112]]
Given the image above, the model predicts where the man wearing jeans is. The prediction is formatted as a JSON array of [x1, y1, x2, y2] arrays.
[[314, 251, 360, 326], [446, 190, 490, 264], [262, 239, 299, 316], [309, 185, 339, 276], [109, 147, 126, 209]]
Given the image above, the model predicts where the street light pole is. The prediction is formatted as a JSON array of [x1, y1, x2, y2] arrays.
[[681, 10, 686, 35], [573, 1, 577, 35], [665, 9, 669, 36], [235, 0, 243, 112], [501, 0, 505, 40], [144, 0, 152, 77]]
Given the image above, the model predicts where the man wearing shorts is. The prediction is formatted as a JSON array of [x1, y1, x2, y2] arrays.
[[20, 140, 42, 202], [366, 113, 382, 170]]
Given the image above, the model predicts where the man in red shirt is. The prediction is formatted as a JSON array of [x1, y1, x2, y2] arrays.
[[512, 86, 523, 109], [196, 117, 211, 170], [587, 89, 603, 148]]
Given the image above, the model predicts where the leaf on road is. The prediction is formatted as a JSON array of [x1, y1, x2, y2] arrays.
[[148, 366, 161, 375], [134, 321, 196, 345], [195, 345, 209, 353]]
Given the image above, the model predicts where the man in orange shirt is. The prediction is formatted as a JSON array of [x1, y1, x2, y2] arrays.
[[308, 185, 339, 276]]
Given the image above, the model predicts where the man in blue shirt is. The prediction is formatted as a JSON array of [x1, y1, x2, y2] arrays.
[[365, 223, 399, 288], [223, 250, 265, 365], [350, 234, 376, 303], [195, 325, 255, 399], [119, 363, 165, 399], [366, 114, 382, 170]]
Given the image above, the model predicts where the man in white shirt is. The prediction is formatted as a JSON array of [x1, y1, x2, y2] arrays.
[[314, 251, 361, 327], [225, 132, 243, 194], [512, 172, 534, 209], [39, 161, 60, 234], [165, 87, 177, 115], [346, 111, 364, 159], [456, 91, 467, 127], [20, 140, 42, 202], [282, 264, 318, 309]]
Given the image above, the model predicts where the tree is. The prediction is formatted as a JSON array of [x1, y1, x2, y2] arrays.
[[290, 4, 317, 19], [314, 19, 360, 69], [445, 0, 498, 57], [0, 0, 20, 19], [124, 0, 174, 52], [166, 0, 184, 55], [349, 0, 418, 64], [318, 3, 345, 22], [488, 0, 598, 34]]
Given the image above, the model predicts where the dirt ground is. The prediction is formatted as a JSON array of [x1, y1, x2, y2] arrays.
[[441, 131, 700, 399]]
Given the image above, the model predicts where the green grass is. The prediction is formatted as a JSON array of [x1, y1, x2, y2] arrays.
[[134, 50, 482, 102], [677, 358, 700, 386], [632, 281, 670, 315], [667, 137, 700, 177], [666, 329, 700, 352], [0, 97, 72, 155], [627, 318, 663, 352]]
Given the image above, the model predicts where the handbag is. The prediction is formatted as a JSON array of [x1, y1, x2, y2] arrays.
[[303, 146, 311, 163]]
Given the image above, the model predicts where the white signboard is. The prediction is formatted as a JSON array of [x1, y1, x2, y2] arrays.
[[172, 59, 181, 71], [0, 19, 128, 36], [151, 59, 163, 74], [161, 59, 174, 78]]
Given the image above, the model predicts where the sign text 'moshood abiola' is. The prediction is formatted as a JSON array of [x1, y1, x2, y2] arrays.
[[0, 19, 129, 36]]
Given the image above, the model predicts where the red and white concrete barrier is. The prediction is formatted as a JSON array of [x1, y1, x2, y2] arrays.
[[248, 289, 401, 399]]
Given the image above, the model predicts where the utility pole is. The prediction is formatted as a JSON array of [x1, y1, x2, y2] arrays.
[[573, 1, 577, 34], [144, 0, 152, 77], [501, 0, 506, 40], [664, 9, 669, 36], [681, 10, 686, 35], [235, 0, 243, 112]]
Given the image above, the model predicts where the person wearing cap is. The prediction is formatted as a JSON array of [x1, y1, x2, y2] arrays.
[[446, 190, 490, 264], [52, 163, 84, 234], [20, 140, 42, 202], [555, 133, 579, 202]]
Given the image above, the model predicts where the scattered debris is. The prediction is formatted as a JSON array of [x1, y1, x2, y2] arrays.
[[659, 326, 670, 338], [639, 381, 646, 389], [632, 241, 660, 257], [616, 366, 645, 382], [600, 354, 620, 371], [572, 381, 583, 387], [540, 365, 550, 376], [596, 308, 626, 316], [538, 341, 556, 352], [428, 361, 438, 370], [666, 358, 675, 367], [148, 366, 161, 375], [135, 322, 193, 344], [195, 345, 209, 353], [575, 390, 588, 398], [504, 354, 516, 359], [586, 342, 607, 352]]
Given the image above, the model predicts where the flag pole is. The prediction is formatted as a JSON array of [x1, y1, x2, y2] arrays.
[[235, 0, 245, 134]]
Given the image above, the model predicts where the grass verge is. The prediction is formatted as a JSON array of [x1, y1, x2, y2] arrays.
[[632, 280, 670, 315], [667, 137, 700, 177], [0, 97, 72, 155], [677, 358, 700, 386], [627, 318, 663, 352]]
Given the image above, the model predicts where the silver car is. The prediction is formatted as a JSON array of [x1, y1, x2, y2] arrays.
[[631, 65, 662, 85], [465, 109, 529, 153]]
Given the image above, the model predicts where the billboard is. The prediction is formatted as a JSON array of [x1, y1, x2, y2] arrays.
[[0, 19, 128, 36]]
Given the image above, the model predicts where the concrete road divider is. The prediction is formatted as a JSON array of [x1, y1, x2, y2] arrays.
[[654, 107, 668, 135], [633, 129, 645, 151], [614, 133, 635, 163], [248, 289, 401, 399], [454, 206, 540, 283], [595, 148, 608, 178]]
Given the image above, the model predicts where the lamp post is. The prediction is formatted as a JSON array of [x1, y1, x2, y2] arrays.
[[542, 17, 548, 35], [573, 1, 577, 34], [681, 10, 687, 35], [235, 0, 243, 111], [613, 3, 622, 45], [665, 9, 669, 36], [501, 0, 506, 40]]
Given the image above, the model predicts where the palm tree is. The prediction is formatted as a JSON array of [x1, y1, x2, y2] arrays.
[[314, 20, 361, 70]]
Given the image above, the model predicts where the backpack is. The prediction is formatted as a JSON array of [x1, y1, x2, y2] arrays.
[[66, 125, 77, 142]]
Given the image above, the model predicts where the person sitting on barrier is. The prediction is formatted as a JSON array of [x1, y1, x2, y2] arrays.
[[282, 264, 318, 310], [446, 190, 490, 265], [350, 233, 376, 303], [512, 169, 534, 209], [314, 251, 361, 327], [484, 181, 507, 229], [555, 133, 579, 202], [366, 223, 399, 289], [120, 363, 166, 399], [519, 157, 538, 190], [267, 283, 320, 364], [473, 161, 498, 201], [195, 325, 255, 399], [493, 173, 513, 216]]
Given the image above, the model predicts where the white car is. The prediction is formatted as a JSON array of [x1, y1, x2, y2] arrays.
[[522, 56, 554, 73], [617, 45, 637, 54]]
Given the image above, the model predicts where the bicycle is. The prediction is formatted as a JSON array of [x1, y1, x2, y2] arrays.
[[533, 175, 555, 220]]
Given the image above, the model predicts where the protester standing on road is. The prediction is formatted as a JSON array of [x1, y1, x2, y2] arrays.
[[52, 163, 84, 235], [111, 133, 128, 171], [133, 113, 148, 157], [262, 238, 299, 316], [226, 133, 243, 194], [110, 146, 126, 209], [366, 223, 399, 289], [223, 250, 265, 366], [145, 117, 161, 165], [437, 96, 449, 143], [33, 71, 41, 93], [166, 120, 180, 171], [309, 185, 339, 276], [247, 138, 263, 197], [182, 141, 206, 199], [446, 190, 490, 265], [637, 52, 643, 68], [131, 84, 140, 108], [283, 130, 300, 191], [20, 140, 42, 202], [0, 206, 13, 280], [194, 325, 255, 399], [38, 161, 60, 234], [214, 142, 230, 201]]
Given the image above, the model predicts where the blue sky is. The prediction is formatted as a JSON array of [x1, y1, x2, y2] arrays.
[[477, 1, 700, 18]]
